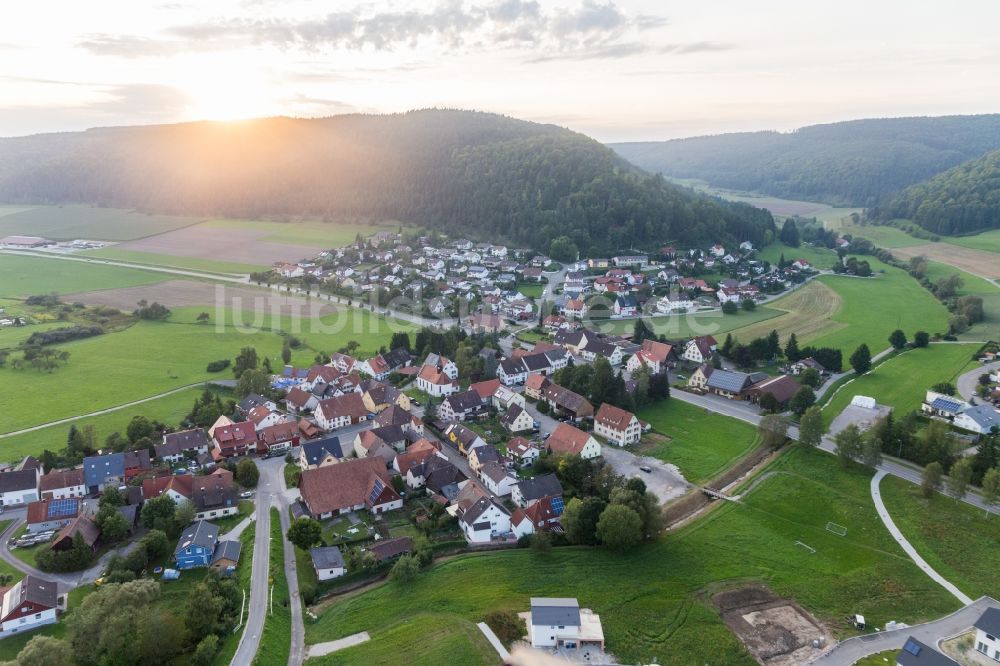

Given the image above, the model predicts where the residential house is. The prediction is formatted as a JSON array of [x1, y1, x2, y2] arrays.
[[656, 294, 695, 313], [329, 352, 357, 374], [374, 405, 424, 435], [415, 363, 459, 397], [310, 546, 347, 581], [468, 314, 504, 333], [705, 369, 757, 399], [0, 575, 59, 635], [468, 445, 501, 476], [543, 383, 594, 421], [460, 496, 511, 543], [896, 636, 958, 666], [513, 474, 564, 508], [525, 374, 550, 400], [688, 364, 713, 390], [507, 437, 540, 468], [480, 461, 518, 496], [438, 390, 489, 422], [369, 536, 414, 564], [747, 375, 801, 408], [790, 357, 827, 375], [25, 498, 81, 533], [594, 404, 642, 446], [352, 427, 405, 466], [529, 598, 605, 651], [174, 520, 220, 569], [613, 294, 638, 318], [921, 391, 970, 419], [283, 387, 319, 414], [237, 394, 277, 416], [393, 439, 440, 478], [314, 393, 369, 431], [442, 423, 487, 457], [681, 335, 717, 364], [211, 540, 242, 572], [493, 384, 525, 411], [564, 298, 588, 320], [82, 450, 150, 495], [545, 423, 602, 459], [359, 380, 411, 413], [407, 454, 463, 493], [211, 421, 257, 459], [298, 436, 345, 470], [299, 457, 402, 519], [974, 608, 1000, 662], [156, 428, 211, 464], [257, 421, 299, 456], [498, 358, 529, 386], [355, 355, 391, 381], [511, 496, 562, 537], [38, 469, 85, 500], [625, 340, 676, 375], [469, 378, 501, 402], [954, 405, 1000, 435], [501, 405, 534, 433], [51, 515, 100, 552]]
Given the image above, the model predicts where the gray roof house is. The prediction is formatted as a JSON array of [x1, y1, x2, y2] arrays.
[[531, 597, 581, 627], [895, 636, 958, 666], [301, 436, 344, 467], [705, 369, 756, 397], [513, 473, 563, 507], [310, 546, 345, 570], [211, 539, 242, 567]]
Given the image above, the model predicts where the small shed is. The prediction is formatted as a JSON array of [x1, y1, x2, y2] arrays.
[[850, 395, 877, 410]]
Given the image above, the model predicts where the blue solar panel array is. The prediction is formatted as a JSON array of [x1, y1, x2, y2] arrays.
[[550, 496, 565, 516], [903, 640, 921, 656], [368, 478, 385, 505], [47, 498, 79, 519]]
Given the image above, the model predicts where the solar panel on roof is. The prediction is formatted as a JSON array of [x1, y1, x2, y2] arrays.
[[47, 498, 78, 519], [903, 640, 921, 656], [550, 496, 565, 516], [368, 478, 385, 505]]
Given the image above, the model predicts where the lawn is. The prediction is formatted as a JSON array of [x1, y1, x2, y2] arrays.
[[811, 257, 951, 354], [0, 205, 203, 241], [635, 399, 760, 484], [852, 651, 897, 665], [757, 242, 841, 270], [942, 228, 1000, 255], [306, 447, 959, 664], [0, 520, 22, 580], [308, 613, 498, 666], [880, 475, 1000, 601], [1, 305, 414, 434], [0, 386, 209, 465], [0, 585, 90, 662], [515, 281, 544, 299], [9, 524, 48, 569], [0, 253, 168, 298], [81, 247, 265, 275], [596, 304, 784, 338], [820, 344, 979, 426], [254, 508, 291, 665]]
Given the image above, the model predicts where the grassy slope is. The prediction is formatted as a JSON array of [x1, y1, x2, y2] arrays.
[[812, 258, 950, 354], [1, 305, 415, 434], [942, 228, 1000, 254], [830, 222, 928, 249], [309, 614, 498, 666], [254, 508, 291, 665], [921, 260, 1000, 342], [880, 475, 1000, 601], [0, 253, 168, 298], [726, 280, 843, 347], [0, 205, 202, 241], [635, 399, 760, 484], [757, 242, 841, 270], [597, 304, 783, 338], [820, 344, 978, 426], [81, 247, 265, 274], [306, 447, 958, 664]]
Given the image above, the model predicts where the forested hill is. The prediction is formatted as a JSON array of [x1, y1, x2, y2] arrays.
[[610, 114, 1000, 207], [878, 148, 1000, 235], [0, 109, 774, 254]]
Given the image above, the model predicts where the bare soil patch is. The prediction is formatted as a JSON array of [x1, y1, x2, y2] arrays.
[[892, 244, 1000, 280], [714, 585, 831, 666], [65, 279, 338, 319], [116, 225, 318, 265]]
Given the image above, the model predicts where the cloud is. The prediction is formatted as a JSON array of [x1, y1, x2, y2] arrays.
[[80, 0, 666, 58], [660, 41, 733, 55], [526, 42, 651, 63]]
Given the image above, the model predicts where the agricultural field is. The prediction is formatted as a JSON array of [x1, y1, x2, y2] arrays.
[[757, 242, 841, 270], [201, 218, 409, 248], [943, 228, 1000, 255], [668, 178, 861, 223], [80, 247, 265, 274], [597, 304, 783, 338], [306, 447, 959, 664], [0, 253, 168, 298], [1, 305, 415, 434], [809, 257, 951, 354], [728, 280, 844, 346], [824, 220, 927, 249], [892, 243, 1000, 280], [635, 399, 760, 484], [880, 475, 1000, 600], [820, 343, 978, 426], [0, 205, 203, 241]]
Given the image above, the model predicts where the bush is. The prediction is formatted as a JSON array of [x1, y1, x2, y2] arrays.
[[25, 325, 103, 346], [484, 610, 526, 647], [206, 359, 231, 373]]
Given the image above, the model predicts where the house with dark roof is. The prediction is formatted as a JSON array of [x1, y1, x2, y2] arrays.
[[512, 473, 564, 508], [52, 515, 100, 552], [0, 468, 40, 507], [310, 546, 346, 581], [459, 496, 511, 543], [298, 436, 344, 470], [437, 390, 489, 422], [0, 575, 59, 634], [442, 423, 487, 457], [511, 496, 562, 537], [705, 369, 756, 399], [542, 384, 594, 420], [156, 428, 211, 463], [83, 451, 154, 495], [896, 636, 957, 666], [955, 404, 1000, 435], [407, 454, 464, 493], [974, 608, 1000, 661], [237, 394, 277, 416], [480, 461, 518, 496], [747, 375, 801, 407], [501, 404, 534, 433], [174, 520, 220, 569], [210, 540, 242, 572], [529, 597, 604, 650], [681, 335, 718, 364], [299, 457, 402, 519], [368, 536, 413, 562]]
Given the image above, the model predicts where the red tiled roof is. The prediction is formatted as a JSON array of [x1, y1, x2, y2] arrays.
[[39, 469, 84, 492], [469, 378, 501, 400], [213, 421, 257, 451], [316, 393, 369, 422], [640, 339, 674, 363], [417, 364, 454, 386], [545, 423, 593, 456], [595, 403, 636, 431], [299, 457, 397, 516]]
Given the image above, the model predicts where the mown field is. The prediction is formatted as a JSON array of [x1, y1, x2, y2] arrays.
[[201, 219, 408, 249], [881, 475, 1000, 600], [820, 344, 978, 426], [0, 253, 168, 297], [0, 205, 203, 241], [305, 447, 959, 665], [943, 228, 1000, 255], [757, 241, 841, 270], [597, 304, 783, 338], [825, 220, 927, 249], [635, 399, 760, 484], [810, 257, 950, 354], [1, 305, 415, 434], [728, 280, 844, 346], [81, 247, 265, 274]]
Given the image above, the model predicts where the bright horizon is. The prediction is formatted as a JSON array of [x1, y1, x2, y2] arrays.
[[2, 0, 999, 142]]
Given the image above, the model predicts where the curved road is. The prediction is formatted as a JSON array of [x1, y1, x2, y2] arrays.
[[957, 360, 1000, 402]]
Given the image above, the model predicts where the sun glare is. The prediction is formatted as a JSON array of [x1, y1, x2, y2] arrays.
[[181, 69, 275, 121]]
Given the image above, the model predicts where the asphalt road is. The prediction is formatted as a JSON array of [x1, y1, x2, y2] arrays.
[[957, 360, 1000, 401], [273, 457, 305, 666], [230, 463, 275, 666]]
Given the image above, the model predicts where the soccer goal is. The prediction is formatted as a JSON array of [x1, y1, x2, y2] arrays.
[[794, 540, 816, 554], [826, 522, 848, 537]]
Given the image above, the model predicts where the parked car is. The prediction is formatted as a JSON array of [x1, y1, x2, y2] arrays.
[[639, 465, 652, 473], [240, 491, 254, 499]]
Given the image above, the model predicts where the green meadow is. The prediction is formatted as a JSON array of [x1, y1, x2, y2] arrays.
[[597, 304, 784, 338], [202, 219, 409, 249], [757, 241, 841, 270], [921, 260, 1000, 342], [0, 253, 168, 298], [941, 228, 1000, 255], [0, 205, 202, 241], [306, 447, 959, 665], [80, 247, 265, 275]]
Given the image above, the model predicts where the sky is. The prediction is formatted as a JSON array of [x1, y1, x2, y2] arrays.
[[2, 0, 999, 142]]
